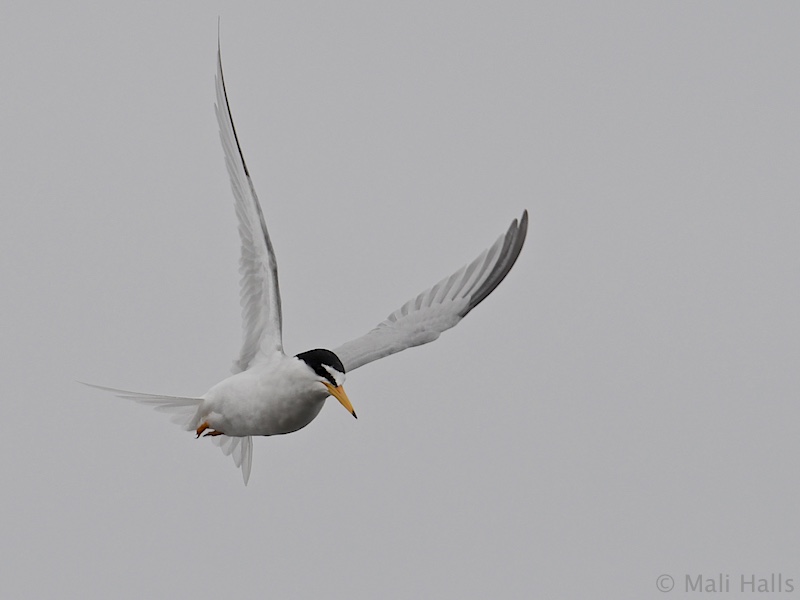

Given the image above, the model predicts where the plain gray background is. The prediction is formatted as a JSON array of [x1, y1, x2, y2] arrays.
[[2, 2, 799, 598]]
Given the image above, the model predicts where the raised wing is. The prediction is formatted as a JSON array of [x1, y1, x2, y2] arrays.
[[215, 42, 284, 372], [333, 211, 528, 372]]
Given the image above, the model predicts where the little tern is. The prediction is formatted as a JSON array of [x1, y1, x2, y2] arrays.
[[86, 40, 528, 484]]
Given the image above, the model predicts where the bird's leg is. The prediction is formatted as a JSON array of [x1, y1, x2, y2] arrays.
[[197, 421, 225, 437], [196, 422, 210, 438]]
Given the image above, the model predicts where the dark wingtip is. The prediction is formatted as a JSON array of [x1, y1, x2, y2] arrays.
[[215, 31, 252, 179], [216, 19, 222, 64], [461, 209, 529, 316], [518, 209, 529, 243]]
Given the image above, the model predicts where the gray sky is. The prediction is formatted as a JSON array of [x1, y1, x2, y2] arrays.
[[2, 2, 799, 598]]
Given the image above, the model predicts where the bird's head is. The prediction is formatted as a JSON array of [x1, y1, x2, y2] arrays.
[[295, 349, 356, 419]]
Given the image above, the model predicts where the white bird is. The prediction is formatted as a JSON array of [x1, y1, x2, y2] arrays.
[[86, 40, 528, 484]]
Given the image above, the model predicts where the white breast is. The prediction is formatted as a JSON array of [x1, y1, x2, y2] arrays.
[[201, 355, 328, 436]]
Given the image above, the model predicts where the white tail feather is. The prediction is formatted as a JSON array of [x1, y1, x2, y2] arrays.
[[211, 435, 253, 484], [80, 382, 254, 484]]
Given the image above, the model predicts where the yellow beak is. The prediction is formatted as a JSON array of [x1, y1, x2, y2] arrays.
[[324, 382, 357, 419]]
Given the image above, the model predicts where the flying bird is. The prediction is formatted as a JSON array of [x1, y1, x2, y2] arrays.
[[86, 41, 528, 484]]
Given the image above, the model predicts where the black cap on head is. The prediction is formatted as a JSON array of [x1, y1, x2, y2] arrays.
[[296, 349, 346, 385]]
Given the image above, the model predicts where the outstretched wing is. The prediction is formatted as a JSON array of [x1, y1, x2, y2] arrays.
[[215, 41, 284, 372], [333, 211, 528, 372]]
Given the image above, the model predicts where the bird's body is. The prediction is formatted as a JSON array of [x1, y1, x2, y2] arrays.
[[85, 34, 528, 484], [200, 354, 328, 437]]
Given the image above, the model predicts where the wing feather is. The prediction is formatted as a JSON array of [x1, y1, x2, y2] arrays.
[[215, 42, 284, 373], [333, 211, 528, 372]]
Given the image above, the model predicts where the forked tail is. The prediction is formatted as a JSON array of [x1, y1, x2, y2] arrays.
[[80, 382, 254, 484]]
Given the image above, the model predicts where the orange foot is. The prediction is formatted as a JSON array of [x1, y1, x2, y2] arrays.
[[196, 421, 225, 438]]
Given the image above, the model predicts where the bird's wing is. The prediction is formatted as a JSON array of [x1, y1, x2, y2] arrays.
[[215, 42, 284, 373], [333, 211, 528, 372]]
